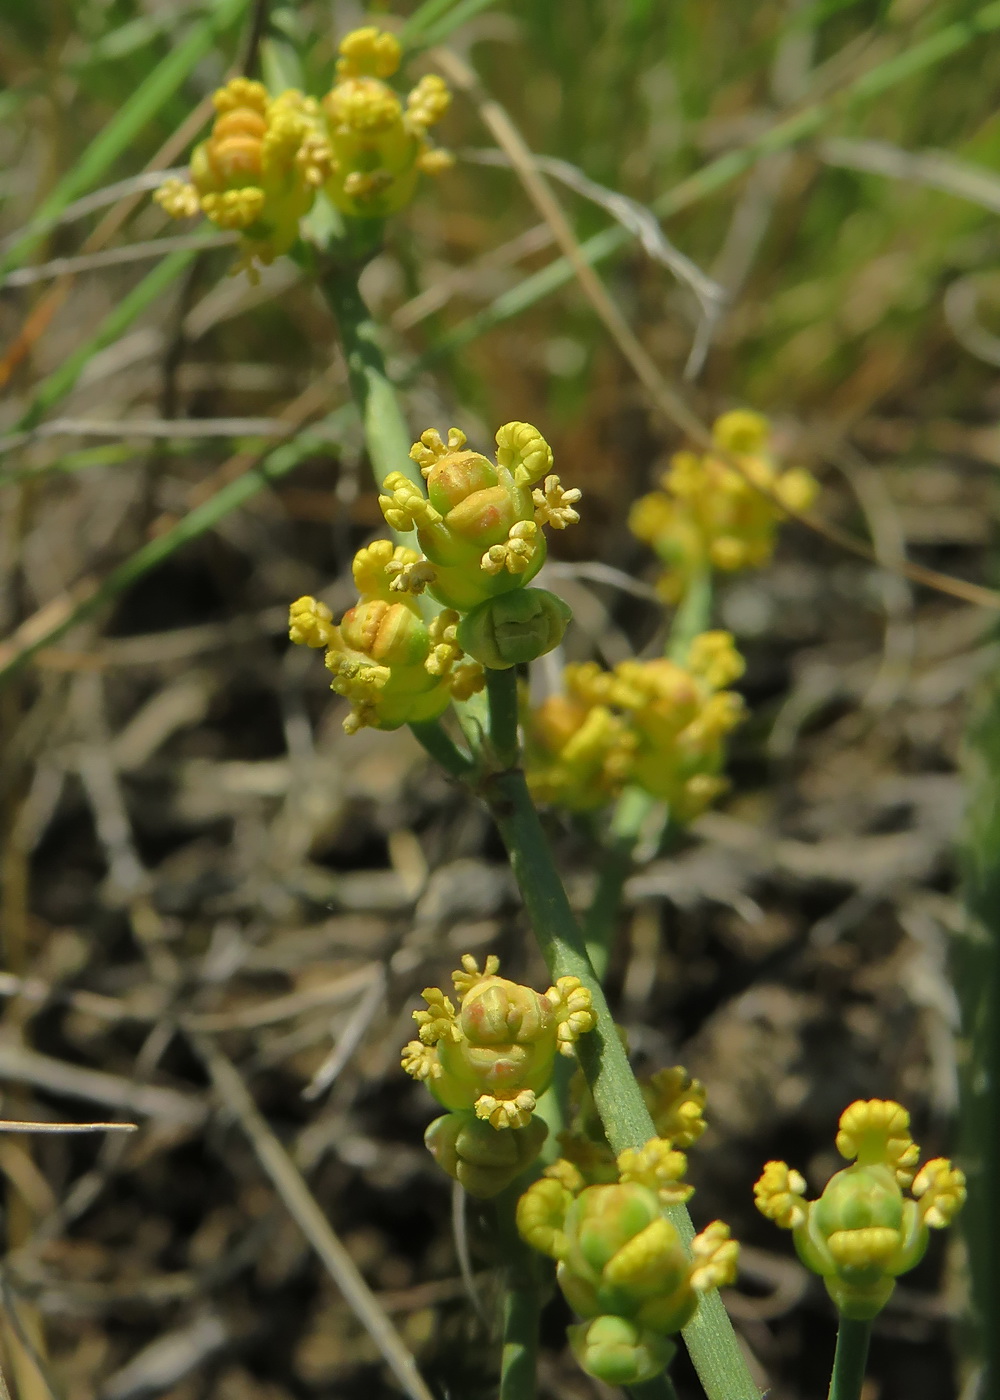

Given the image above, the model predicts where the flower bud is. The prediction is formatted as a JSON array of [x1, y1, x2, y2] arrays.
[[424, 1111, 548, 1198], [457, 589, 572, 670], [321, 28, 452, 219], [567, 1315, 676, 1388]]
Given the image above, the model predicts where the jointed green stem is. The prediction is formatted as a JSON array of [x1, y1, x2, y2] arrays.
[[410, 720, 475, 778], [497, 1187, 541, 1400], [827, 1318, 872, 1400], [486, 666, 520, 771]]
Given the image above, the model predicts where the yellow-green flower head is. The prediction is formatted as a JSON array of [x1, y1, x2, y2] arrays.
[[517, 1151, 738, 1385], [401, 954, 596, 1130], [525, 695, 636, 813], [287, 541, 483, 733], [456, 588, 572, 670], [321, 27, 453, 218], [629, 410, 819, 603], [423, 1111, 548, 1198], [643, 1067, 708, 1150], [156, 78, 332, 277], [528, 633, 744, 815], [754, 1099, 966, 1320], [378, 423, 580, 613]]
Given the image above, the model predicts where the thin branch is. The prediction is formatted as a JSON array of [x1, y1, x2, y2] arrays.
[[818, 136, 1000, 214], [1, 233, 232, 289], [0, 1121, 137, 1134]]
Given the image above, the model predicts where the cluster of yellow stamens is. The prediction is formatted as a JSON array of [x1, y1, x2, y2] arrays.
[[288, 540, 482, 734], [525, 631, 746, 815], [754, 1099, 965, 1319], [155, 28, 452, 274], [629, 411, 818, 602]]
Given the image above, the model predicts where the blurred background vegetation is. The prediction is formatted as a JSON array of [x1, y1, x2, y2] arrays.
[[1, 1, 998, 1398]]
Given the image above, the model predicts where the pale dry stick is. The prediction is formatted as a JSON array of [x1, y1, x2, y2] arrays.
[[0, 170, 187, 252], [0, 1121, 137, 1134], [2, 232, 232, 289], [819, 136, 1000, 215], [433, 45, 1000, 615], [0, 1044, 206, 1128], [188, 1033, 437, 1400], [460, 146, 726, 353], [302, 965, 387, 1100]]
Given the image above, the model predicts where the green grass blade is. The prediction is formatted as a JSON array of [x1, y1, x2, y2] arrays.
[[0, 0, 248, 276]]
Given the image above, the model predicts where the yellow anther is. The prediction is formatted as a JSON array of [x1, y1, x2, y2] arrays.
[[532, 474, 582, 529], [543, 1158, 586, 1195], [326, 655, 391, 700], [401, 1040, 441, 1081], [452, 952, 501, 999], [417, 147, 455, 175], [378, 472, 442, 532], [690, 1220, 740, 1292], [409, 426, 468, 475], [516, 1175, 573, 1259], [616, 1138, 693, 1206], [686, 631, 745, 689], [826, 1227, 902, 1271], [481, 519, 539, 575], [336, 26, 402, 80], [754, 1160, 808, 1229], [448, 660, 485, 700], [352, 540, 416, 599], [643, 1067, 707, 1149], [712, 409, 770, 455], [387, 557, 438, 595], [406, 74, 451, 129], [495, 420, 554, 486], [213, 77, 268, 115], [912, 1158, 966, 1228], [475, 1088, 537, 1130], [413, 986, 459, 1045], [200, 187, 266, 230], [546, 977, 597, 1054], [288, 595, 334, 649], [836, 1100, 920, 1186], [154, 178, 201, 219]]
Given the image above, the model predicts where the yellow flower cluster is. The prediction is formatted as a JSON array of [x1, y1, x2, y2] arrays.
[[403, 955, 597, 1198], [518, 1140, 738, 1386], [629, 411, 818, 602], [155, 28, 451, 273], [755, 1099, 966, 1319], [378, 422, 579, 669], [402, 953, 595, 1130], [525, 631, 746, 815], [288, 540, 482, 734], [559, 1062, 707, 1185]]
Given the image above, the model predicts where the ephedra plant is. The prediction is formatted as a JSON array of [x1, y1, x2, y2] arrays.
[[4, 4, 988, 1397], [146, 20, 972, 1400]]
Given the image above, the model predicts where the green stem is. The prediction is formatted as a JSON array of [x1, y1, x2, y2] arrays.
[[827, 1318, 871, 1400], [497, 1189, 541, 1400], [486, 666, 520, 770], [409, 720, 475, 779], [316, 252, 422, 493], [481, 767, 759, 1400]]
